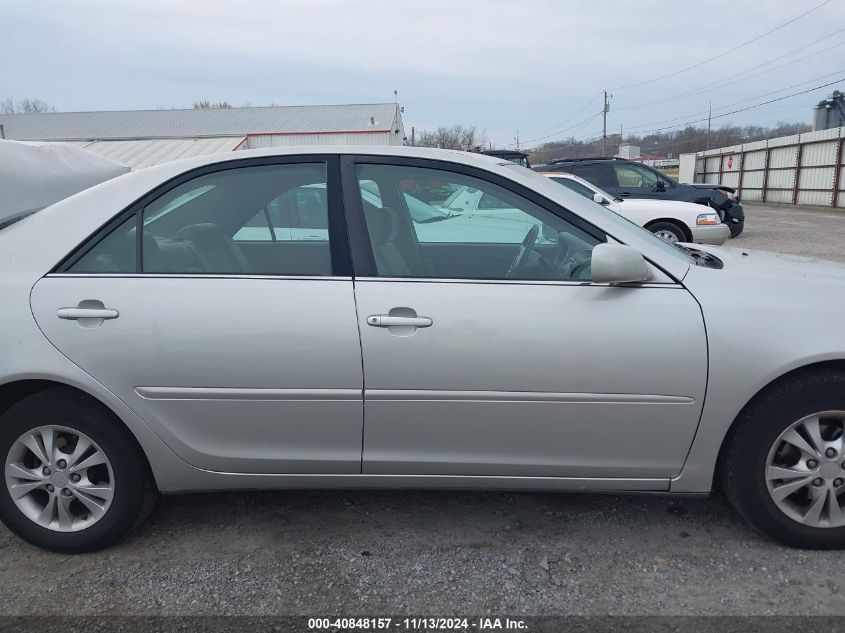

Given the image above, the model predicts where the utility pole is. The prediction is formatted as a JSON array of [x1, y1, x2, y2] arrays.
[[514, 130, 520, 151], [706, 100, 712, 151], [602, 90, 612, 156], [411, 126, 415, 146]]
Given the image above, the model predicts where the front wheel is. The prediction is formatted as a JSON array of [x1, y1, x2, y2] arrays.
[[720, 370, 845, 549], [647, 221, 686, 244], [0, 388, 157, 553]]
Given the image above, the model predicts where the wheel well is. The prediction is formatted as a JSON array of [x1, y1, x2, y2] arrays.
[[0, 379, 148, 454], [645, 218, 692, 242], [714, 360, 845, 484]]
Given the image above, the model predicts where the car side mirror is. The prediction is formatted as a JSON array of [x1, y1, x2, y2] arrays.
[[592, 193, 609, 205], [655, 180, 667, 191], [591, 243, 651, 284]]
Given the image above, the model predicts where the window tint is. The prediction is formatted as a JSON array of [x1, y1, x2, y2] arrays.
[[570, 164, 614, 188], [613, 163, 660, 188], [68, 214, 137, 273], [356, 164, 600, 282], [552, 177, 596, 200], [139, 162, 332, 275]]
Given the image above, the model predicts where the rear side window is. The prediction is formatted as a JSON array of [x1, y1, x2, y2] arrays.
[[67, 215, 137, 273], [65, 162, 334, 276], [570, 164, 614, 189]]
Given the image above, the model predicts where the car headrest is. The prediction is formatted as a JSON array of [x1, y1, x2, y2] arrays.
[[175, 223, 230, 250]]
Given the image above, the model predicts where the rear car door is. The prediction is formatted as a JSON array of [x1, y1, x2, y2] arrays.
[[30, 156, 364, 474], [344, 156, 708, 483]]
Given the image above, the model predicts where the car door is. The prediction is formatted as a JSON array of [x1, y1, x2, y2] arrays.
[[30, 156, 364, 475], [343, 156, 707, 483]]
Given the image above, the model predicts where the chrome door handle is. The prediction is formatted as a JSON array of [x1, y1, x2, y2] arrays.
[[367, 315, 432, 328], [57, 308, 119, 320]]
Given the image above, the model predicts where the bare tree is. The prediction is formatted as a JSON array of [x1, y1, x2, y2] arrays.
[[528, 121, 812, 164], [1, 97, 56, 114], [193, 100, 233, 109], [415, 125, 487, 150]]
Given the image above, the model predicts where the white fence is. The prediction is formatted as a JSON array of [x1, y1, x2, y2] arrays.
[[691, 126, 845, 208]]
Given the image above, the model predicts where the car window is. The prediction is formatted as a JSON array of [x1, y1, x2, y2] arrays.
[[235, 185, 329, 242], [551, 177, 596, 201], [362, 180, 452, 224], [569, 164, 614, 189], [478, 192, 512, 210], [71, 162, 333, 275], [613, 163, 660, 188], [67, 214, 138, 273], [356, 164, 601, 282]]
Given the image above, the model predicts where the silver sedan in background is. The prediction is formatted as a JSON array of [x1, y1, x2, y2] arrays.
[[2, 146, 845, 552]]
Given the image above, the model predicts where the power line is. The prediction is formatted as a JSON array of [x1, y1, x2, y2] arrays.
[[616, 36, 845, 113], [613, 0, 834, 89], [536, 90, 604, 134], [622, 68, 845, 132], [513, 110, 604, 146], [628, 78, 844, 135]]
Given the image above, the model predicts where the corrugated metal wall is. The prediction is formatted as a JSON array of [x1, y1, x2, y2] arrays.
[[693, 126, 845, 207], [245, 131, 399, 148]]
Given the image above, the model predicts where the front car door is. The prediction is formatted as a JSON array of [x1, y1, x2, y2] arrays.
[[343, 156, 707, 485], [30, 156, 364, 474], [611, 162, 675, 200]]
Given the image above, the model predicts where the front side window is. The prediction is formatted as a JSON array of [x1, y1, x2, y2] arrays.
[[356, 164, 601, 281], [70, 162, 333, 276], [613, 163, 660, 188]]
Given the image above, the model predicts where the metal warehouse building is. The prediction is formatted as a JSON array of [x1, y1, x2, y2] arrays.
[[0, 103, 406, 169]]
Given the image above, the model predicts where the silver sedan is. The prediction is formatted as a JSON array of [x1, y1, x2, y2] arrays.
[[2, 146, 844, 552]]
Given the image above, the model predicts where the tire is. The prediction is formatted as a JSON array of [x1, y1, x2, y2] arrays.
[[0, 388, 157, 553], [720, 370, 845, 549], [728, 219, 744, 237], [647, 221, 687, 244]]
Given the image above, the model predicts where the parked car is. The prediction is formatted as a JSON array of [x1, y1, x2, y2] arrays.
[[541, 171, 729, 245], [536, 157, 744, 236], [480, 149, 531, 168], [3, 146, 845, 552]]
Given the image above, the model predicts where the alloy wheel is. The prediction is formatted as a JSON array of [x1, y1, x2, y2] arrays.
[[766, 411, 845, 528], [4, 425, 114, 532]]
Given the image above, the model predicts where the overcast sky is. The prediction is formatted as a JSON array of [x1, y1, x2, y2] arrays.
[[3, 0, 844, 148]]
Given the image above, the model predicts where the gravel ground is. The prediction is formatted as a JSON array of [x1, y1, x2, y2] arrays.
[[2, 202, 845, 617]]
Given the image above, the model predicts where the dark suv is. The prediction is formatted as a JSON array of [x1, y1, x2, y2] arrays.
[[536, 157, 744, 236]]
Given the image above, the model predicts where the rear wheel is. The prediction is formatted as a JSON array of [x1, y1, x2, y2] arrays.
[[721, 370, 845, 549], [647, 221, 686, 244], [0, 388, 157, 552]]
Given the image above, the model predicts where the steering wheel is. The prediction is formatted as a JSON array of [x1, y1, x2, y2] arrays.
[[506, 225, 540, 279], [559, 248, 593, 280]]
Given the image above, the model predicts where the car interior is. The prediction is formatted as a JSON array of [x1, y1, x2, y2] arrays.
[[356, 166, 599, 281], [68, 162, 598, 281], [69, 164, 334, 276]]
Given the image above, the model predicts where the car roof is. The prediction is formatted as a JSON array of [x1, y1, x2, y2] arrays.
[[546, 157, 630, 165]]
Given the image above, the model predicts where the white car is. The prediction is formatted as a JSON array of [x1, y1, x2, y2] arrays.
[[539, 172, 730, 245]]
